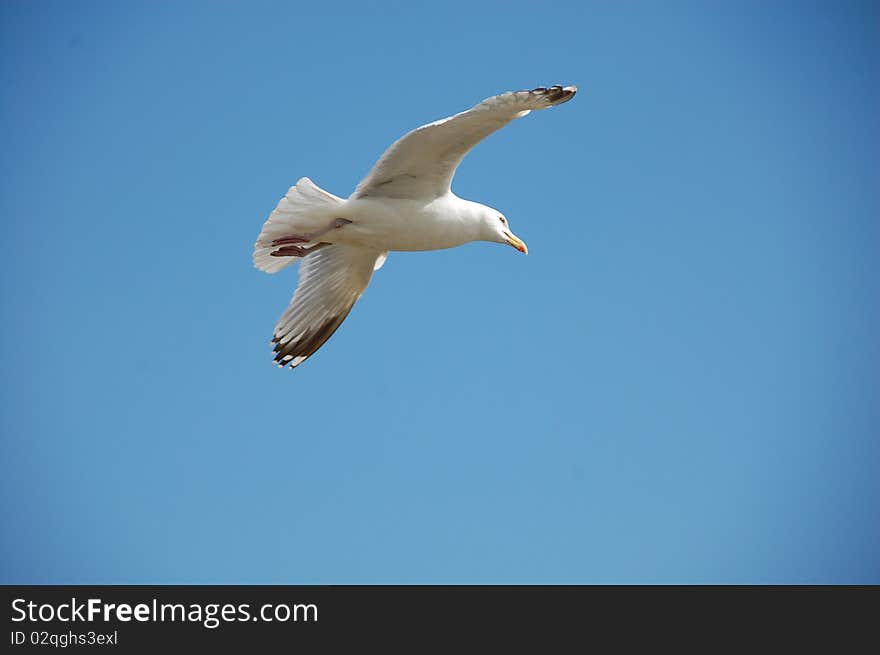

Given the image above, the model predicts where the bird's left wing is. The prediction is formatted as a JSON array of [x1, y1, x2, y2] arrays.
[[353, 85, 577, 201], [271, 245, 383, 369]]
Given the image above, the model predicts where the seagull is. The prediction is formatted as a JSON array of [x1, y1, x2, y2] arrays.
[[253, 84, 577, 369]]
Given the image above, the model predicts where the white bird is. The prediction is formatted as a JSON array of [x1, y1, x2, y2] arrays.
[[253, 84, 577, 369]]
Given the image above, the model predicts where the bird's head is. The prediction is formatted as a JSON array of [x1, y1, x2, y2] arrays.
[[481, 208, 528, 254]]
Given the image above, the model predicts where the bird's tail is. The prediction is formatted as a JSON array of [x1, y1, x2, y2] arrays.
[[253, 177, 344, 273]]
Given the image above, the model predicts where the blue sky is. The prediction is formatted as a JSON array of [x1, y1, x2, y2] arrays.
[[1, 1, 877, 583]]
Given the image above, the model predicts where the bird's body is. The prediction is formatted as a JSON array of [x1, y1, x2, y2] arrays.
[[253, 85, 577, 369], [329, 194, 488, 252]]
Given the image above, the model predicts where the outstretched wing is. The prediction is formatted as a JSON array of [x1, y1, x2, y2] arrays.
[[353, 85, 577, 201], [271, 245, 383, 369]]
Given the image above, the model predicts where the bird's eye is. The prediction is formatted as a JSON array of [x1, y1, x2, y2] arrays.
[[498, 216, 507, 225]]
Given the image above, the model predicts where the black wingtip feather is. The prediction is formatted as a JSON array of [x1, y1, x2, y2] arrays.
[[271, 312, 351, 371], [534, 84, 577, 106]]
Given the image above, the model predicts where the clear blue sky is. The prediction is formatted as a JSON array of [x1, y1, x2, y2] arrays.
[[1, 1, 878, 583]]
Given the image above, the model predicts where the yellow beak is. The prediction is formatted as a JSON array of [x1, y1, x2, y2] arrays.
[[504, 232, 529, 254]]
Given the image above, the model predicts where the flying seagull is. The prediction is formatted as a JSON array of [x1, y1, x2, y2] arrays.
[[253, 84, 577, 369]]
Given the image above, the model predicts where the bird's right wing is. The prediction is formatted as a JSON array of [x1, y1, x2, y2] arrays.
[[353, 85, 577, 201], [271, 244, 383, 369]]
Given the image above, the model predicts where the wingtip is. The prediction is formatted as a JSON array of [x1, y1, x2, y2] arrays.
[[553, 84, 577, 104], [532, 84, 577, 106]]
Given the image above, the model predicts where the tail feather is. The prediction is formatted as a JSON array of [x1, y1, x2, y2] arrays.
[[253, 177, 344, 273]]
